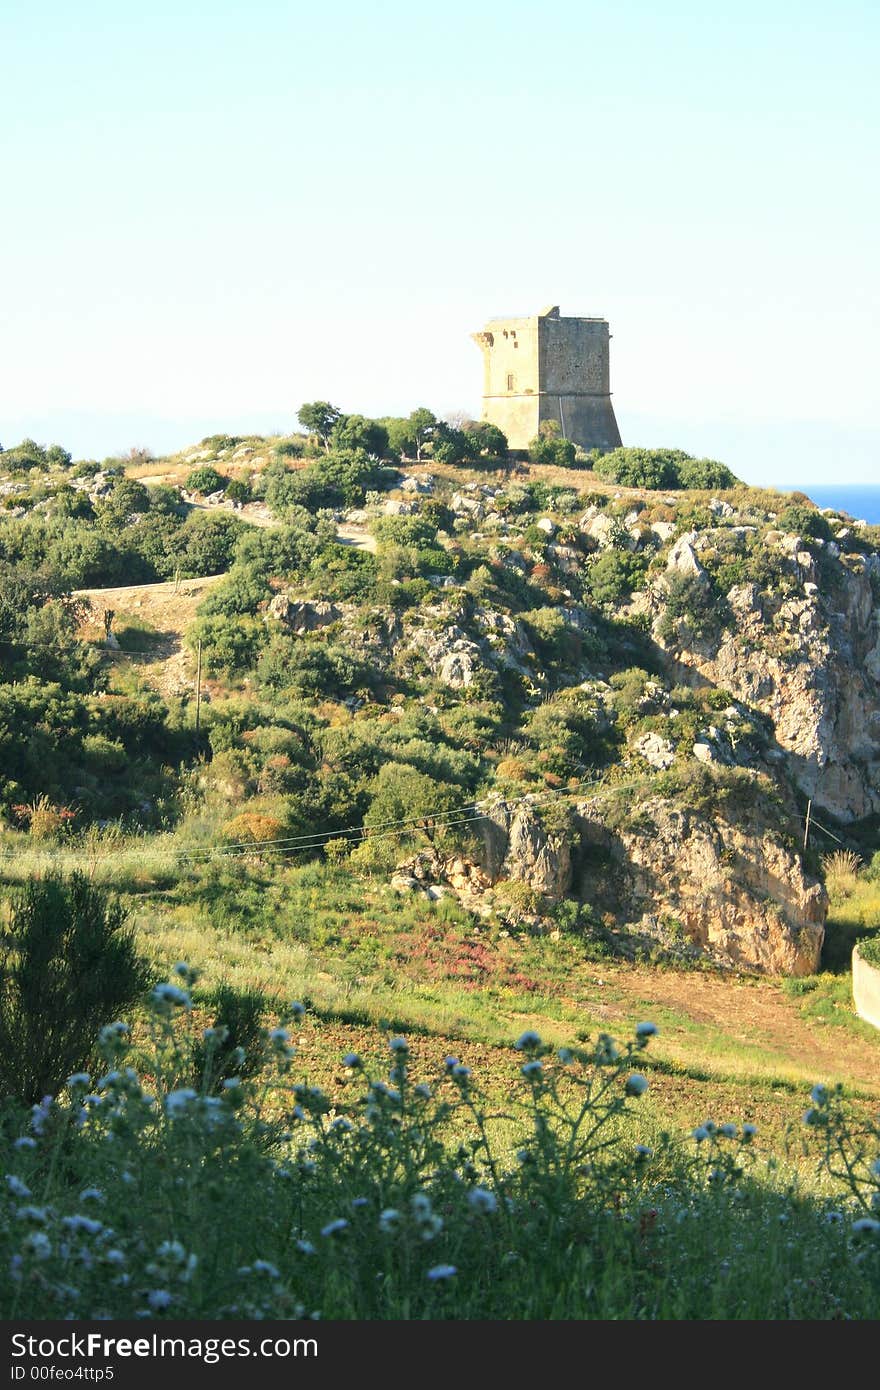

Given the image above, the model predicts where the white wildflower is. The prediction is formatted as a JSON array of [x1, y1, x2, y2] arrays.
[[23, 1232, 51, 1260], [62, 1215, 103, 1236], [164, 1089, 198, 1118], [16, 1206, 48, 1224], [151, 983, 191, 1011], [98, 1022, 129, 1045], [321, 1219, 349, 1238], [467, 1187, 498, 1214], [852, 1218, 880, 1236], [30, 1097, 53, 1135]]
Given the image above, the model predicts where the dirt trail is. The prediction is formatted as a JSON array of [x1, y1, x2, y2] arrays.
[[589, 966, 880, 1094], [75, 575, 225, 698]]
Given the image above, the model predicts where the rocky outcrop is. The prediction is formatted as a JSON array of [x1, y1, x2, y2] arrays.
[[480, 796, 573, 899], [391, 851, 490, 907], [266, 596, 342, 632], [577, 794, 826, 976], [658, 547, 880, 821]]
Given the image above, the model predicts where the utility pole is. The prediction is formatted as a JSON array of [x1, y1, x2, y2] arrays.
[[803, 798, 812, 854], [194, 638, 202, 737]]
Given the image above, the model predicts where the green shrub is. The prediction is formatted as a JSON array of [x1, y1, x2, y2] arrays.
[[776, 503, 833, 542], [528, 434, 576, 468], [585, 551, 648, 606], [0, 874, 151, 1104], [186, 466, 228, 495], [595, 448, 737, 491]]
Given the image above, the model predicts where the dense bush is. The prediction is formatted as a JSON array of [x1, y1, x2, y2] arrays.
[[595, 448, 738, 490], [585, 551, 649, 606], [776, 502, 834, 542], [265, 450, 389, 514], [0, 875, 151, 1104], [186, 466, 228, 495], [528, 432, 576, 468], [657, 572, 727, 646]]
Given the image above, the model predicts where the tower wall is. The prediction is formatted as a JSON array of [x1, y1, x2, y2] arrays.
[[538, 314, 621, 451], [471, 315, 541, 449], [472, 306, 622, 453]]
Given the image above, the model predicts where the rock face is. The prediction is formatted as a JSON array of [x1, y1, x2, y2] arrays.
[[266, 596, 341, 632], [577, 795, 826, 976], [633, 732, 675, 770], [481, 797, 573, 899], [659, 550, 880, 821]]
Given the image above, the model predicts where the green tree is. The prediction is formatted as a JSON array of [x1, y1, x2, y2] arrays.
[[330, 414, 389, 458], [430, 423, 468, 465], [464, 421, 508, 460], [297, 402, 342, 453], [363, 761, 460, 845], [408, 407, 437, 461]]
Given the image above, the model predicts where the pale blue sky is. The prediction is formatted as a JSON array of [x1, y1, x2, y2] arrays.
[[1, 1, 878, 482]]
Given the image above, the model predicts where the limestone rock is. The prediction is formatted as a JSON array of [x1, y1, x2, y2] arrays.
[[266, 596, 341, 632], [481, 796, 573, 900], [577, 794, 826, 976], [633, 732, 676, 770], [666, 532, 706, 578]]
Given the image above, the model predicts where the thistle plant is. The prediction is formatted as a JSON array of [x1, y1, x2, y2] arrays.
[[2, 976, 880, 1320]]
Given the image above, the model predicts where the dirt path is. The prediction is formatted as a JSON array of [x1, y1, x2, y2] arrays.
[[75, 575, 225, 698], [586, 965, 880, 1094], [336, 523, 377, 553]]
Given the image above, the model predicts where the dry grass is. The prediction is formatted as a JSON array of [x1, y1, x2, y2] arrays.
[[822, 849, 862, 899]]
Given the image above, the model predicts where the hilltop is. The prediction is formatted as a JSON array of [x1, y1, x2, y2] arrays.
[[1, 426, 879, 994]]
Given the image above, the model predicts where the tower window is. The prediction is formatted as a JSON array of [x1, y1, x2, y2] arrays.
[[506, 373, 515, 391]]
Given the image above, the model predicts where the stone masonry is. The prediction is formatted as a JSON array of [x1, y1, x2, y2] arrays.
[[471, 304, 622, 453]]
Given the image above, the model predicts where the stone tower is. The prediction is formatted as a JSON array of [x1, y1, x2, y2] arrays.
[[471, 305, 622, 453]]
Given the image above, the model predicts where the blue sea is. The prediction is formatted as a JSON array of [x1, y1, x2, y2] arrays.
[[778, 485, 880, 525]]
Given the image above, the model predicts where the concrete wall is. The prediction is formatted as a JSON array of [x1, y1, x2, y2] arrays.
[[852, 944, 880, 1030], [472, 306, 621, 452]]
